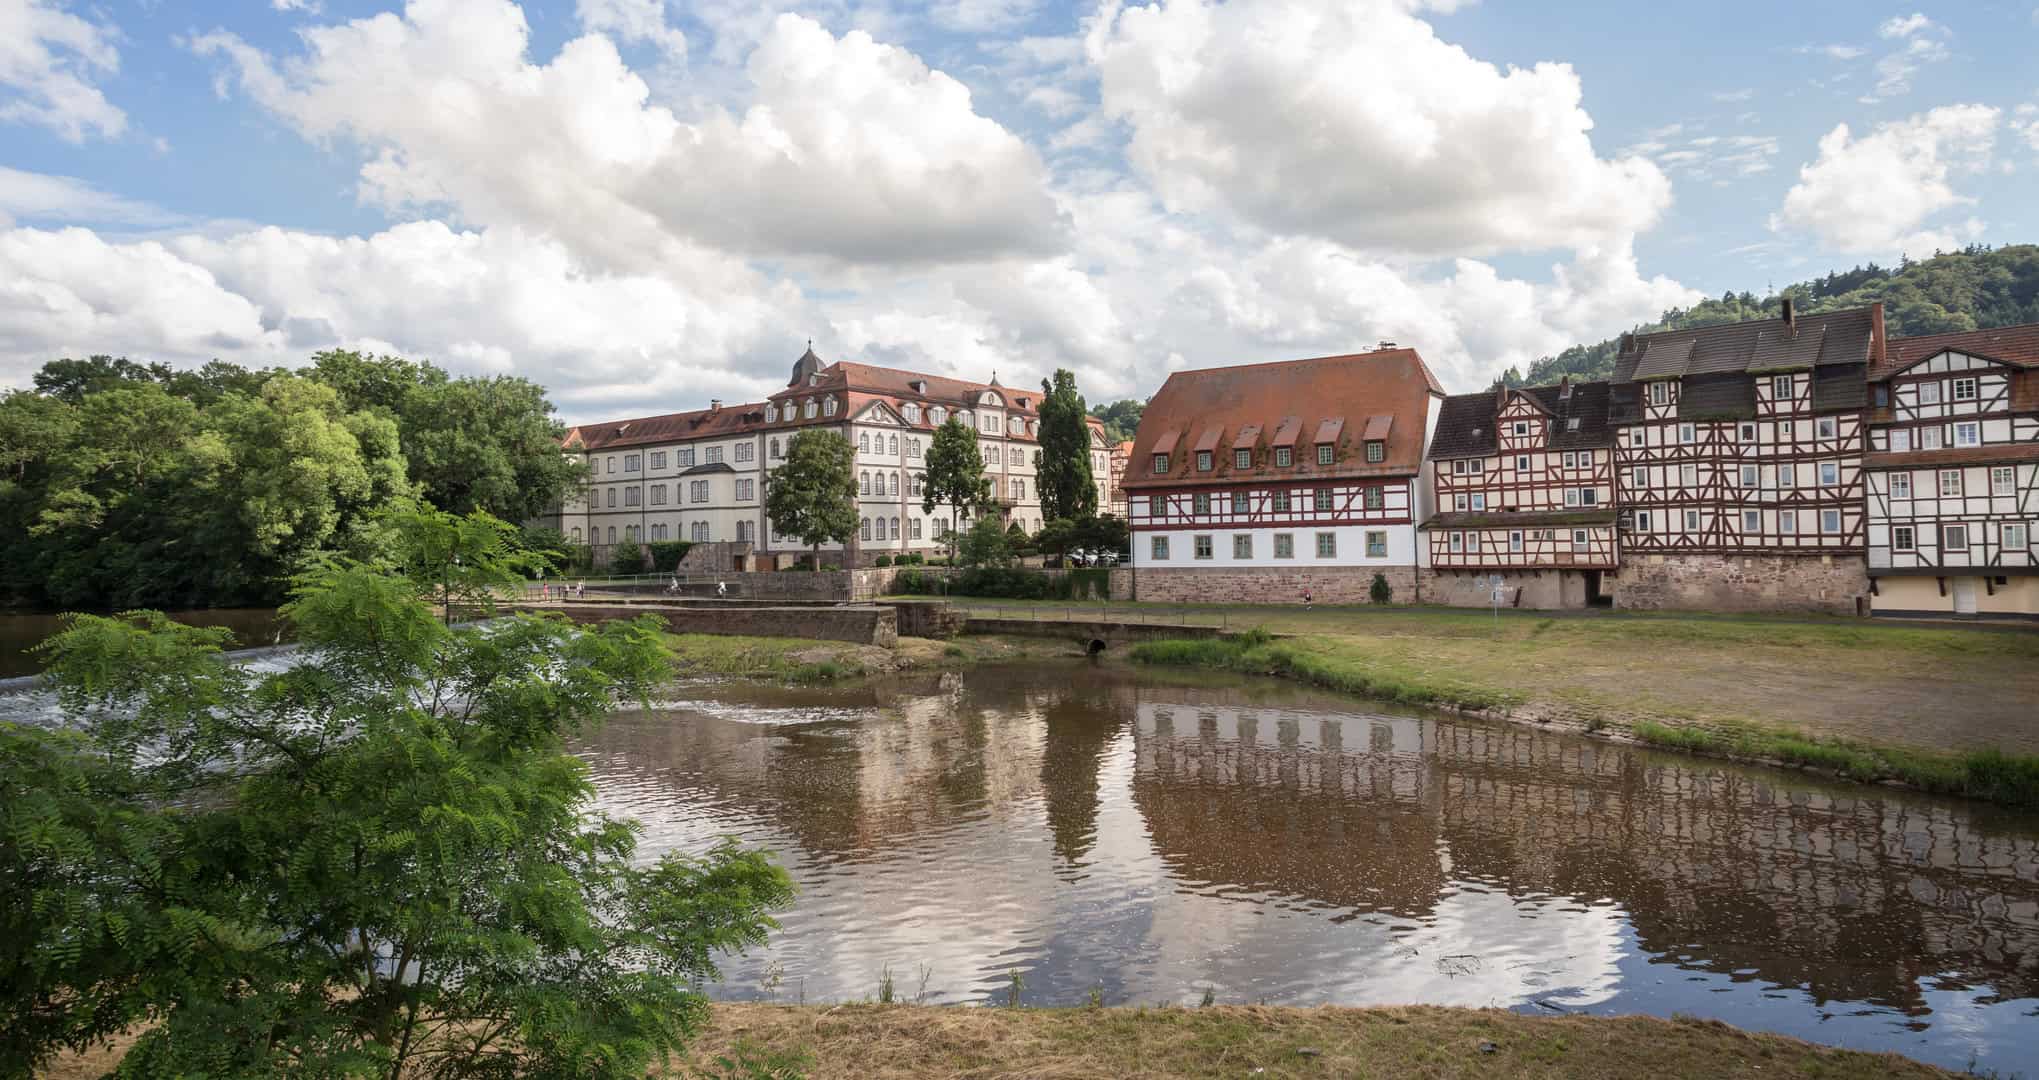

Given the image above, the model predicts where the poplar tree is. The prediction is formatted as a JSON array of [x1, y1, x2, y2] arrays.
[[1035, 370, 1097, 523]]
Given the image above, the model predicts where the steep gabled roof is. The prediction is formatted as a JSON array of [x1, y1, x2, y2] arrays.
[[1126, 348, 1443, 489], [1612, 305, 1883, 383], [1878, 322, 2039, 378], [1427, 381, 1613, 460], [563, 402, 769, 452]]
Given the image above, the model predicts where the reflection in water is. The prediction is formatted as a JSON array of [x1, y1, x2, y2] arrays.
[[580, 664, 2039, 1074], [0, 609, 287, 678]]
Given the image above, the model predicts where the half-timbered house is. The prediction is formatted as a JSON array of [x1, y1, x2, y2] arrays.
[[1864, 323, 2039, 619], [1124, 347, 1446, 603], [1421, 378, 1618, 607], [1606, 301, 1880, 613]]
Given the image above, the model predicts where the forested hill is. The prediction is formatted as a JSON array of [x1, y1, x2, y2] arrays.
[[1501, 244, 2039, 388]]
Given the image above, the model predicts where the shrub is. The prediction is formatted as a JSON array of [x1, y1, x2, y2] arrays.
[[648, 540, 694, 572], [610, 543, 648, 575], [1369, 571, 1392, 605], [874, 555, 893, 567]]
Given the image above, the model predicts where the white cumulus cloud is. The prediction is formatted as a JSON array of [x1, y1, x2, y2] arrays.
[[0, 0, 127, 142], [1772, 104, 2000, 257]]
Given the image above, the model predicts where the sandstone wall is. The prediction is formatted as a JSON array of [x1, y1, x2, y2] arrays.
[[1127, 565, 1421, 605], [1420, 569, 1591, 609], [518, 603, 897, 646], [1611, 554, 1870, 615]]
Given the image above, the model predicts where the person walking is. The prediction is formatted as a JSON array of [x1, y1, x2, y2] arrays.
[[1303, 587, 1313, 610]]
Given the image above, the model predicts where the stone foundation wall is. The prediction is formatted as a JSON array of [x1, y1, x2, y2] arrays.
[[520, 603, 896, 646], [1109, 567, 1134, 601], [885, 599, 966, 638], [1128, 565, 1421, 605], [1611, 553, 1870, 615], [1420, 569, 1592, 609]]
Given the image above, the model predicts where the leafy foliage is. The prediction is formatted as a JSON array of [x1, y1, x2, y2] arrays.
[[960, 517, 1016, 568], [1506, 243, 2039, 388], [764, 430, 858, 565], [921, 418, 991, 562], [1087, 399, 1145, 443], [1035, 371, 1097, 523], [0, 506, 793, 1077]]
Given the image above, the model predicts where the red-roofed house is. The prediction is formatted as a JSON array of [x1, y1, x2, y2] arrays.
[[1124, 347, 1446, 602], [1864, 322, 2039, 618]]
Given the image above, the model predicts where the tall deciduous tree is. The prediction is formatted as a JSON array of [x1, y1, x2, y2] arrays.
[[1088, 399, 1145, 443], [922, 417, 991, 563], [765, 429, 857, 567], [1036, 370, 1097, 523], [0, 506, 793, 1078]]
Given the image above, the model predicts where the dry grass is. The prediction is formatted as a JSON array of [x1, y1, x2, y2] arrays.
[[671, 1003, 1951, 1079]]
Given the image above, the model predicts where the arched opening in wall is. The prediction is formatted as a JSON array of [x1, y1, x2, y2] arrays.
[[1087, 638, 1107, 656]]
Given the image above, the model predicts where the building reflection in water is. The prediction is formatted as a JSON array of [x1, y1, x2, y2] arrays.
[[581, 665, 2039, 1073]]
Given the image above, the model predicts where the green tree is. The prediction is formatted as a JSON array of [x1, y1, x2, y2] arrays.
[[961, 515, 1015, 567], [765, 429, 857, 567], [1036, 370, 1097, 523], [1088, 399, 1145, 443], [0, 506, 793, 1078], [922, 417, 991, 563], [1035, 517, 1077, 563]]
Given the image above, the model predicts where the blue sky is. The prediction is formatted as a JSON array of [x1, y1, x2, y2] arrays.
[[3, 0, 2036, 421]]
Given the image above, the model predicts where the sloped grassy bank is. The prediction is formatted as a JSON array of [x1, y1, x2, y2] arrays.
[[1127, 631, 2039, 807]]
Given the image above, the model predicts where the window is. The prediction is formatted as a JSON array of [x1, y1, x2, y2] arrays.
[[1992, 466, 2015, 496], [1635, 510, 1652, 531], [1313, 489, 1333, 512], [738, 478, 755, 500], [911, 518, 923, 539], [1821, 509, 1840, 534], [1153, 453, 1170, 473], [1515, 455, 1530, 471], [1780, 510, 1796, 533], [859, 471, 870, 495], [1819, 461, 1839, 486], [1943, 524, 1969, 550], [1893, 525, 1915, 551], [1149, 494, 1166, 517], [650, 451, 666, 469], [1892, 473, 1912, 499], [1567, 418, 1581, 431], [1562, 452, 1576, 469], [1572, 529, 1589, 553], [765, 405, 778, 423], [1011, 478, 1025, 500], [1468, 459, 1484, 473], [691, 521, 710, 542], [677, 448, 696, 467], [1771, 375, 1793, 399], [903, 404, 919, 423], [860, 517, 871, 541], [1565, 488, 1580, 507], [650, 484, 667, 505], [1817, 417, 1837, 439], [1273, 490, 1291, 512], [1777, 463, 1795, 489], [1196, 450, 1213, 471], [1231, 491, 1248, 513], [705, 446, 724, 464], [1940, 470, 1962, 498], [911, 473, 923, 496], [1275, 446, 1293, 467], [1315, 532, 1337, 558], [891, 516, 901, 540], [1684, 510, 1700, 530], [1679, 423, 1695, 444], [1874, 384, 1890, 409], [1366, 531, 1387, 557], [1679, 463, 1697, 486], [1739, 422, 1757, 441], [1469, 492, 1486, 511], [606, 488, 616, 508], [606, 527, 617, 544], [1274, 533, 1294, 558], [690, 480, 710, 503], [606, 457, 616, 474], [1953, 377, 1978, 402], [1454, 493, 1468, 512], [1631, 465, 1647, 488], [624, 486, 641, 507], [1890, 429, 1911, 452], [1648, 382, 1669, 406], [1150, 536, 1169, 560], [1233, 534, 1253, 559], [1743, 510, 1760, 532], [1194, 492, 1211, 515], [1580, 488, 1597, 506], [570, 527, 582, 542], [859, 433, 870, 453], [1508, 530, 1524, 553], [1954, 422, 1980, 448], [823, 397, 837, 416], [1364, 486, 1384, 510], [1448, 531, 1464, 553], [1920, 426, 1942, 450], [1740, 464, 1758, 487], [737, 442, 755, 462], [2004, 523, 2029, 551], [804, 400, 817, 419], [1317, 444, 1334, 465], [1366, 441, 1385, 463], [1918, 381, 1941, 405], [889, 473, 900, 496], [1234, 448, 1252, 468], [1194, 535, 1213, 560], [931, 407, 946, 424], [770, 438, 781, 459], [908, 438, 920, 459], [1511, 421, 1528, 437]]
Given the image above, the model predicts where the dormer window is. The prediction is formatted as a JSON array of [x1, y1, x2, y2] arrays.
[[1233, 448, 1251, 468], [1152, 453, 1170, 473], [931, 406, 947, 424], [1275, 447, 1292, 467], [1512, 422, 1528, 437], [1196, 450, 1213, 471], [765, 405, 778, 422], [1648, 382, 1669, 406], [1364, 441, 1384, 463], [808, 374, 818, 386], [1771, 375, 1793, 399], [803, 399, 817, 419], [824, 397, 838, 416], [1316, 444, 1333, 466], [903, 404, 919, 423]]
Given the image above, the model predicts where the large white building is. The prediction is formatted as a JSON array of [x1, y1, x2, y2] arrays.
[[548, 348, 1111, 565]]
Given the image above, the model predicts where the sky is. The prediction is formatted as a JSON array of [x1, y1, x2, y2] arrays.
[[2, 0, 2037, 424]]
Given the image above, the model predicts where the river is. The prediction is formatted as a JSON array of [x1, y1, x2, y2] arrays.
[[0, 609, 287, 678], [584, 662, 2039, 1074]]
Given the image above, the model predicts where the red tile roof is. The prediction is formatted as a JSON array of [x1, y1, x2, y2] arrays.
[[1880, 322, 2039, 378], [563, 402, 769, 451], [1864, 444, 2039, 469], [1361, 414, 1393, 441], [1124, 348, 1444, 490], [763, 358, 1105, 442]]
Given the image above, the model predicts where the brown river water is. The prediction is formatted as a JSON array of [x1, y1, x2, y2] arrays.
[[583, 662, 2039, 1074]]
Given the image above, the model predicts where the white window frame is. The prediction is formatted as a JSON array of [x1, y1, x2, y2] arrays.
[[1153, 453, 1169, 473], [1317, 444, 1335, 465], [1508, 530, 1523, 553], [1991, 466, 2015, 496], [1315, 532, 1336, 558], [1234, 448, 1252, 469], [1648, 382, 1669, 406], [1739, 422, 1757, 441], [1150, 536, 1169, 561], [2004, 523, 2029, 551], [1448, 532, 1464, 553], [1771, 375, 1793, 399], [1821, 509, 1840, 534], [1743, 510, 1760, 533], [1940, 470, 1962, 498], [1365, 531, 1387, 558], [1819, 461, 1839, 486], [1892, 473, 1912, 499], [1740, 464, 1758, 487], [1469, 492, 1486, 511], [1954, 422, 1980, 448], [1275, 446, 1293, 467], [1679, 423, 1695, 444], [1515, 455, 1530, 471], [1274, 533, 1294, 558], [1918, 381, 1942, 406], [1232, 533, 1253, 559], [1193, 535, 1213, 560], [1817, 417, 1837, 439], [1893, 525, 1915, 552], [1943, 523, 1969, 550], [1780, 510, 1796, 533], [1952, 377, 1978, 402], [1196, 450, 1213, 472]]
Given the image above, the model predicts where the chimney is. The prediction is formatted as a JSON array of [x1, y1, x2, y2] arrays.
[[1781, 296, 1796, 333], [710, 399, 722, 411], [1619, 332, 1635, 354], [1558, 375, 1572, 399]]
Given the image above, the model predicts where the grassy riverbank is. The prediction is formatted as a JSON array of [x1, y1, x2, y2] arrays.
[[660, 631, 1072, 683], [1127, 625, 2039, 806], [38, 1003, 1953, 1078], [677, 1003, 1946, 1079]]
